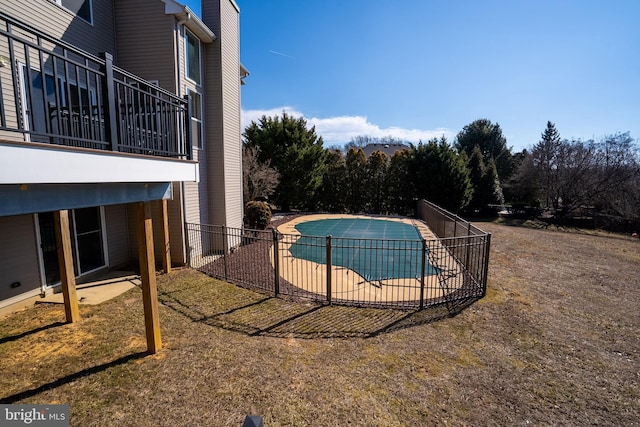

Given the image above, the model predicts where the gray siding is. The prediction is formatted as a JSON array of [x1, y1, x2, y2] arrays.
[[202, 0, 243, 229], [104, 204, 130, 267], [0, 215, 42, 302], [0, 0, 117, 58], [183, 147, 205, 224], [168, 182, 186, 264], [113, 0, 177, 89]]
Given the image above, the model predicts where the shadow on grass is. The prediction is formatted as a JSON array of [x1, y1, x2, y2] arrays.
[[159, 286, 480, 339], [0, 351, 148, 404], [0, 321, 66, 345]]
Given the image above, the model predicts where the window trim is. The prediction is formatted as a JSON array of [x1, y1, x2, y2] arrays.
[[51, 0, 94, 25], [185, 29, 202, 85], [188, 89, 204, 149]]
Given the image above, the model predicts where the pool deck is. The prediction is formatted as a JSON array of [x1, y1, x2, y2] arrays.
[[275, 214, 464, 304]]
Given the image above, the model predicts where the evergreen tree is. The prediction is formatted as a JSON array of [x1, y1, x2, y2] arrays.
[[387, 149, 413, 215], [243, 113, 326, 211], [365, 150, 389, 213], [344, 147, 367, 213], [455, 118, 514, 180], [316, 149, 347, 212], [531, 121, 562, 209], [466, 146, 486, 213], [480, 158, 505, 213], [410, 137, 472, 213]]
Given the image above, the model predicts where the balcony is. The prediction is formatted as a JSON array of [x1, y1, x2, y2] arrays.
[[0, 11, 197, 185]]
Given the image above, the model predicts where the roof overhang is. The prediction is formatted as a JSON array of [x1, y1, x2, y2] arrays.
[[240, 63, 250, 85], [161, 0, 216, 43]]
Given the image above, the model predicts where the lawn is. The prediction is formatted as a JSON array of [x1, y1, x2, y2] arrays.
[[1, 221, 639, 426]]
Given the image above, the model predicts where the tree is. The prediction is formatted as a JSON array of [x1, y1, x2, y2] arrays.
[[242, 146, 280, 204], [523, 126, 640, 217], [316, 148, 347, 212], [365, 150, 388, 213], [465, 146, 504, 215], [243, 112, 326, 211], [530, 121, 563, 209], [409, 137, 472, 213], [455, 118, 514, 180], [387, 149, 413, 215], [466, 146, 486, 213], [505, 149, 543, 208], [344, 147, 367, 213], [479, 158, 505, 212]]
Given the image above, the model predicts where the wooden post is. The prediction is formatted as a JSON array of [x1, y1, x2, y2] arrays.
[[53, 210, 80, 323], [136, 202, 162, 354], [160, 199, 171, 273]]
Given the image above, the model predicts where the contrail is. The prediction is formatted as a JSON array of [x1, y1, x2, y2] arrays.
[[268, 49, 293, 58]]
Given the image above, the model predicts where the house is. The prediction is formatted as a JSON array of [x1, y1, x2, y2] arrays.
[[0, 0, 245, 350], [361, 143, 409, 158]]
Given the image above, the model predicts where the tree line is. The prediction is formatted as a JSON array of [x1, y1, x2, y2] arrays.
[[243, 113, 640, 229]]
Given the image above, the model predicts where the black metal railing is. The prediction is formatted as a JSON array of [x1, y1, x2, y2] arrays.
[[185, 206, 491, 310], [0, 12, 191, 159]]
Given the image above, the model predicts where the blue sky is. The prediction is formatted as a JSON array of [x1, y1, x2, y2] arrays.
[[185, 0, 640, 152]]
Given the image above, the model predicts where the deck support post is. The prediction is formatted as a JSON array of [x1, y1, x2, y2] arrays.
[[53, 210, 80, 323], [136, 201, 162, 354], [160, 199, 171, 273]]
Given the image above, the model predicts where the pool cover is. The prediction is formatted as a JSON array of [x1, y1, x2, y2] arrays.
[[289, 218, 438, 282]]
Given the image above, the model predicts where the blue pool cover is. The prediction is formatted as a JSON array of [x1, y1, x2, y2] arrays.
[[289, 218, 438, 282]]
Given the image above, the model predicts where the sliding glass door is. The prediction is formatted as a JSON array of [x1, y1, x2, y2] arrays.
[[37, 207, 106, 286]]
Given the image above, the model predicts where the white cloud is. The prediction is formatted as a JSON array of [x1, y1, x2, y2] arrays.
[[241, 106, 452, 147]]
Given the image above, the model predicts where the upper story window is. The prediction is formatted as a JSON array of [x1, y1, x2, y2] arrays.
[[51, 0, 93, 24], [185, 29, 201, 85], [188, 89, 203, 149]]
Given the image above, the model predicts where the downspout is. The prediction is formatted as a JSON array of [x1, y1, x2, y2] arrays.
[[175, 17, 189, 264]]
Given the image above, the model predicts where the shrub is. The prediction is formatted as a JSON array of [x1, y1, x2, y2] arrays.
[[244, 201, 272, 229]]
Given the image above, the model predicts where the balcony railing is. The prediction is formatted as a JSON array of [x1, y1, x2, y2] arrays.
[[0, 12, 191, 159]]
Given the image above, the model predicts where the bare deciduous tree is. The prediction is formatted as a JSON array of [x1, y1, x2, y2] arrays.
[[242, 146, 280, 204]]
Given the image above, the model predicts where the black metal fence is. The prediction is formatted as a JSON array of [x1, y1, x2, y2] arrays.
[[416, 199, 491, 292], [186, 204, 491, 310], [0, 12, 190, 159]]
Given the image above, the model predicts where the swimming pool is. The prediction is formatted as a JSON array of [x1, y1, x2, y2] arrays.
[[288, 217, 439, 283]]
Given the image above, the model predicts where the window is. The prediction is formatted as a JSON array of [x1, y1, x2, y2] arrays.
[[188, 90, 203, 149], [52, 0, 93, 24], [185, 30, 201, 84]]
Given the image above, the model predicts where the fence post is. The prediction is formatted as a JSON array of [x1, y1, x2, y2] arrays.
[[184, 223, 192, 268], [272, 228, 280, 296], [326, 235, 332, 304], [100, 52, 118, 151], [465, 222, 472, 268], [222, 225, 228, 281], [481, 233, 491, 296], [420, 239, 426, 310]]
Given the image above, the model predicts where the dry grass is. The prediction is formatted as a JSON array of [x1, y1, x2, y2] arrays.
[[1, 221, 639, 426]]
